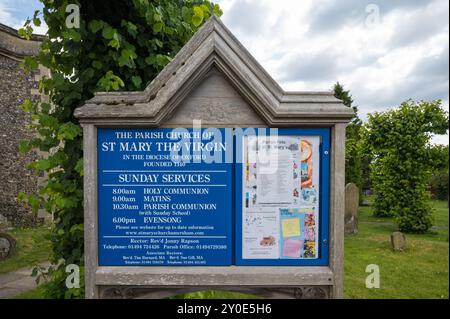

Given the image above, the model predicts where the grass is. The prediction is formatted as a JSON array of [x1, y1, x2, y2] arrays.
[[7, 200, 449, 299], [344, 199, 449, 299], [11, 285, 50, 299], [0, 226, 52, 274]]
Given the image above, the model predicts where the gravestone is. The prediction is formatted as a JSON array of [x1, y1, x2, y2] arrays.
[[0, 233, 16, 260], [344, 183, 359, 235], [75, 16, 354, 299], [391, 232, 407, 251]]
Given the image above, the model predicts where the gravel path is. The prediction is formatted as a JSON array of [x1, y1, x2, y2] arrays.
[[0, 261, 50, 299]]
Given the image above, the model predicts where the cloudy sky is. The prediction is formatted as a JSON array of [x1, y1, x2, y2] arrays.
[[1, 0, 448, 144]]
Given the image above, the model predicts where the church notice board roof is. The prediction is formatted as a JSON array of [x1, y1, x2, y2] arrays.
[[75, 16, 354, 126]]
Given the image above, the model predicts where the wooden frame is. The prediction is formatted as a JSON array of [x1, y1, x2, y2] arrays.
[[76, 16, 352, 299], [234, 128, 330, 266]]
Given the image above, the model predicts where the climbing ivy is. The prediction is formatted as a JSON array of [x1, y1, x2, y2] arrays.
[[18, 0, 222, 298], [362, 100, 448, 233]]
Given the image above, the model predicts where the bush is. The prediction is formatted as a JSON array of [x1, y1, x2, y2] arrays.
[[18, 0, 222, 298], [363, 100, 448, 233], [429, 170, 449, 201]]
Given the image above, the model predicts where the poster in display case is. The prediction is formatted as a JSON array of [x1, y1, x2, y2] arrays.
[[235, 128, 330, 266]]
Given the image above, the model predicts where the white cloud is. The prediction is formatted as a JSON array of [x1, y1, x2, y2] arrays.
[[0, 1, 17, 27], [0, 0, 47, 34], [1, 0, 448, 143], [217, 0, 449, 144]]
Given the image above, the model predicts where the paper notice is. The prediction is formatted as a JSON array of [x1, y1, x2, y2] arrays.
[[256, 148, 293, 205], [283, 239, 303, 258], [281, 217, 301, 238], [241, 134, 322, 261], [242, 210, 280, 259]]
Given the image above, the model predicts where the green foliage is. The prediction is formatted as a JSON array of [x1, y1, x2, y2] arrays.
[[427, 144, 449, 172], [18, 0, 221, 299], [427, 145, 449, 201], [334, 82, 363, 190], [363, 100, 449, 233], [429, 170, 449, 201]]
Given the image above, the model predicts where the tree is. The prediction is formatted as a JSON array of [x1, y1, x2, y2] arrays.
[[428, 144, 449, 172], [334, 83, 363, 191], [427, 145, 449, 201], [18, 0, 222, 298], [362, 100, 448, 233]]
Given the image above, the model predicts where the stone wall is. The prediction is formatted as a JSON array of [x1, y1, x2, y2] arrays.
[[0, 23, 44, 227]]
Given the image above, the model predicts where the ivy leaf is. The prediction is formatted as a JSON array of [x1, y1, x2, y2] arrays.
[[22, 56, 39, 71], [92, 60, 102, 70], [19, 140, 32, 153], [144, 55, 155, 65], [144, 54, 171, 67], [58, 122, 82, 140], [38, 115, 58, 132], [108, 39, 120, 49], [40, 103, 51, 114], [192, 6, 204, 27], [200, 4, 210, 14], [75, 158, 84, 176], [123, 21, 138, 38], [193, 6, 204, 19], [20, 99, 34, 113], [102, 26, 115, 39], [18, 193, 40, 213], [88, 20, 104, 33], [118, 46, 137, 67], [30, 159, 52, 171], [153, 22, 164, 33], [131, 75, 142, 88], [33, 10, 41, 27], [192, 16, 203, 27], [181, 6, 191, 21], [67, 29, 81, 42], [108, 33, 121, 49], [18, 28, 30, 40], [154, 39, 163, 48], [98, 71, 125, 91], [154, 13, 163, 22], [213, 4, 222, 16]]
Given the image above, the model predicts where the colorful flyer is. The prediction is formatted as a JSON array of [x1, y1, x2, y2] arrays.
[[242, 209, 280, 259], [281, 218, 301, 238], [242, 135, 320, 260], [280, 208, 304, 258], [283, 239, 303, 258]]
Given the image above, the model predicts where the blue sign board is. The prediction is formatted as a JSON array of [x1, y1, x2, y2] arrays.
[[234, 128, 330, 266], [97, 127, 330, 267], [97, 128, 233, 266]]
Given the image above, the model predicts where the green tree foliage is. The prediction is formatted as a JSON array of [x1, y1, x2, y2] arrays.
[[429, 171, 449, 201], [18, 0, 222, 298], [334, 83, 363, 190], [427, 145, 449, 201], [428, 144, 449, 172], [363, 100, 449, 233]]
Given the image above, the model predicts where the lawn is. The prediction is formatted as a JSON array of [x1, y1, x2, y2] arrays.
[[344, 200, 449, 299], [0, 226, 52, 274], [11, 285, 50, 299], [7, 200, 449, 299]]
